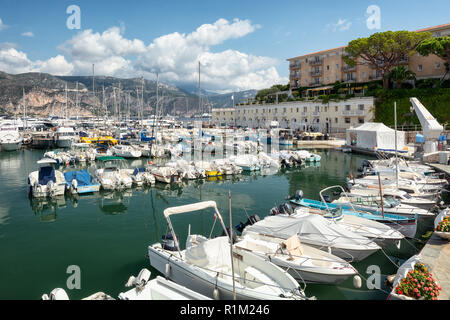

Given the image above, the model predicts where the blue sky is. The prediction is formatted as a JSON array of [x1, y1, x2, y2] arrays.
[[0, 0, 449, 92]]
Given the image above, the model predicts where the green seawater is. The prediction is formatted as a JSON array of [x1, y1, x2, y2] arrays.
[[0, 149, 436, 300]]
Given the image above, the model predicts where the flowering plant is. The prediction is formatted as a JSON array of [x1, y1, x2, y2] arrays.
[[395, 263, 442, 300], [436, 216, 450, 233]]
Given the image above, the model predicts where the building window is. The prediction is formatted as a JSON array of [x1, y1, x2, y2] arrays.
[[358, 104, 364, 110], [327, 65, 330, 70], [335, 118, 338, 123], [362, 72, 366, 78], [345, 118, 351, 124], [335, 106, 338, 112], [303, 107, 307, 112], [358, 118, 365, 124], [296, 108, 299, 113], [436, 62, 441, 69], [345, 105, 351, 111], [336, 64, 339, 69], [418, 65, 423, 71]]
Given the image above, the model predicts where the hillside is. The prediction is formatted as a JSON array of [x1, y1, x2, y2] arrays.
[[0, 72, 202, 118]]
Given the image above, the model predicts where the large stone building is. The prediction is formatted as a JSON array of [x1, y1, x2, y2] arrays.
[[212, 97, 375, 133], [287, 23, 450, 89]]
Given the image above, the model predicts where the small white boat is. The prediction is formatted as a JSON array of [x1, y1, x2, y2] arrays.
[[149, 166, 182, 184], [0, 124, 22, 151], [112, 145, 142, 158], [95, 156, 133, 190], [235, 232, 358, 284], [243, 214, 381, 262], [28, 159, 66, 198], [148, 201, 311, 300]]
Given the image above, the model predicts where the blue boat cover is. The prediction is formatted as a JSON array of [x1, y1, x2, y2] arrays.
[[133, 168, 146, 176], [39, 166, 56, 185], [64, 170, 92, 186]]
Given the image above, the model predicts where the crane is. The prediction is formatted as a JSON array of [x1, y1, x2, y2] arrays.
[[410, 97, 443, 153]]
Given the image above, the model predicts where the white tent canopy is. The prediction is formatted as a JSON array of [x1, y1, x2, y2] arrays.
[[346, 122, 405, 151]]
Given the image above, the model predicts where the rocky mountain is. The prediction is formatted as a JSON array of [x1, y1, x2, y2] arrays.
[[0, 71, 257, 118]]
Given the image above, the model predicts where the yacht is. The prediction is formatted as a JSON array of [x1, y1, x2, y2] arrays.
[[0, 124, 22, 151], [55, 127, 77, 148]]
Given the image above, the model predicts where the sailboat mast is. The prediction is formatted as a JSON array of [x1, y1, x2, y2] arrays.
[[394, 102, 399, 190], [198, 61, 201, 115]]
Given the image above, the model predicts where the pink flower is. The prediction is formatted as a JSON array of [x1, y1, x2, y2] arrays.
[[414, 288, 419, 293]]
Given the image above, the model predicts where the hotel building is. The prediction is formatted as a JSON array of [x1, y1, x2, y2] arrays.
[[212, 97, 375, 133], [287, 23, 450, 89]]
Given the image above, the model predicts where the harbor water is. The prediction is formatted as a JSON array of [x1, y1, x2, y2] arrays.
[[0, 148, 438, 300]]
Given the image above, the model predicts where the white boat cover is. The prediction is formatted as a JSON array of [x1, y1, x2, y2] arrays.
[[185, 235, 231, 270], [243, 214, 376, 248], [163, 201, 218, 218]]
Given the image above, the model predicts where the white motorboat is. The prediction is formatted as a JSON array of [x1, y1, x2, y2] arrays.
[[235, 232, 357, 284], [95, 156, 133, 190], [28, 159, 66, 198], [348, 188, 437, 210], [0, 124, 22, 151], [243, 214, 381, 262], [112, 145, 142, 158], [43, 268, 210, 300], [333, 195, 435, 218], [148, 201, 310, 300], [149, 166, 182, 184], [124, 168, 155, 186], [55, 127, 76, 148]]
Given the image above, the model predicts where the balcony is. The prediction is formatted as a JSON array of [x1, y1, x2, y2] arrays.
[[312, 111, 320, 117], [311, 69, 323, 77], [301, 112, 308, 117], [342, 77, 357, 83], [369, 74, 382, 80], [310, 81, 322, 87], [309, 59, 323, 66], [290, 62, 301, 69], [342, 110, 365, 116], [342, 65, 356, 72]]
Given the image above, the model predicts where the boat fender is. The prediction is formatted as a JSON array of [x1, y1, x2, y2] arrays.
[[49, 288, 70, 300], [213, 287, 220, 300], [72, 179, 78, 190], [165, 263, 171, 277], [353, 275, 362, 289]]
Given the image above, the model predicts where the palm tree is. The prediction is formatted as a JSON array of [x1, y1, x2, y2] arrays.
[[388, 66, 416, 89]]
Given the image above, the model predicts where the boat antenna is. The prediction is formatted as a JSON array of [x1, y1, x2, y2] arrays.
[[377, 172, 385, 218], [394, 101, 399, 190], [228, 190, 236, 300]]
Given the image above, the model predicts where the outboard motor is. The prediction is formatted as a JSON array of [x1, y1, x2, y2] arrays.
[[269, 206, 279, 216], [278, 203, 294, 215], [287, 189, 304, 201], [235, 214, 261, 233], [161, 233, 177, 251]]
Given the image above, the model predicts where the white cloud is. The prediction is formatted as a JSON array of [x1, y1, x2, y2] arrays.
[[21, 32, 34, 37], [37, 55, 73, 75], [330, 18, 352, 32], [0, 47, 73, 75], [0, 18, 286, 91], [135, 18, 285, 91], [59, 26, 146, 75]]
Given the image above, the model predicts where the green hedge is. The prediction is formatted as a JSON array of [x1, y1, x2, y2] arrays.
[[374, 88, 450, 126]]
